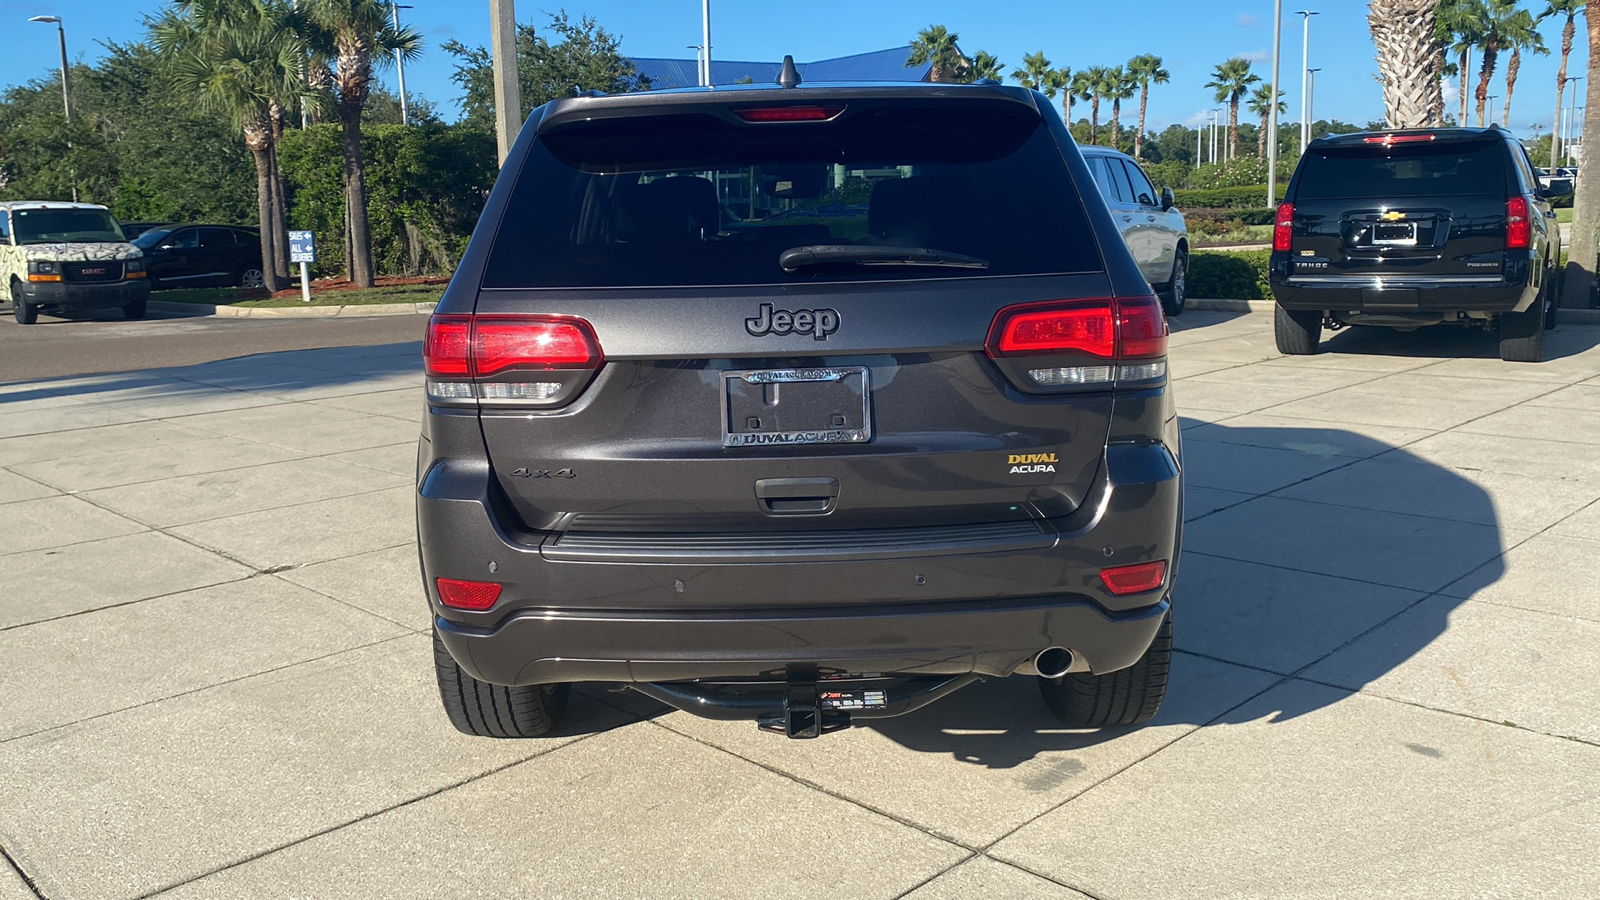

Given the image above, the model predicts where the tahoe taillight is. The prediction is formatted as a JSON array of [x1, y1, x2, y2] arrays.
[[985, 296, 1167, 388], [425, 313, 603, 405], [1506, 196, 1531, 250], [1273, 202, 1295, 252]]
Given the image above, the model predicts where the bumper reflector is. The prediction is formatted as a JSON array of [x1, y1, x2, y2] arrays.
[[1100, 560, 1168, 595], [436, 578, 502, 611]]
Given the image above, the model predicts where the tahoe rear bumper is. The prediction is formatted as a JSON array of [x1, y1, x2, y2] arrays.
[[419, 441, 1182, 686], [1269, 252, 1538, 314]]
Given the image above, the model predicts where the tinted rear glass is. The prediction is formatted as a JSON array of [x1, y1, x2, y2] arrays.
[[483, 99, 1102, 288], [1296, 138, 1509, 200]]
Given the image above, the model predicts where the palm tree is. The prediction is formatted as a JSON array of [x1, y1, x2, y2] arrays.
[[1205, 57, 1260, 160], [1107, 66, 1136, 150], [1471, 0, 1522, 126], [1544, 1, 1585, 164], [1126, 54, 1170, 159], [302, 0, 420, 288], [1247, 84, 1287, 157], [152, 0, 303, 293], [906, 25, 964, 84], [1559, 4, 1599, 309], [1370, 0, 1448, 127], [1082, 65, 1115, 145], [1067, 68, 1090, 126], [1501, 10, 1548, 125], [962, 51, 1004, 83], [1011, 51, 1056, 92], [1438, 0, 1487, 125]]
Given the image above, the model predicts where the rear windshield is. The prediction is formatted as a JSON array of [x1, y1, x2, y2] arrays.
[[483, 99, 1102, 288], [1296, 138, 1509, 200], [11, 208, 126, 245]]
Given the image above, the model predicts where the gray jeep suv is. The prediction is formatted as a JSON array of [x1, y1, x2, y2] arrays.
[[418, 72, 1182, 739]]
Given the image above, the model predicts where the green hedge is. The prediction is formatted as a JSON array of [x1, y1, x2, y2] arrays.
[[1174, 184, 1288, 210], [1189, 250, 1271, 300], [278, 123, 497, 278], [1186, 207, 1278, 227]]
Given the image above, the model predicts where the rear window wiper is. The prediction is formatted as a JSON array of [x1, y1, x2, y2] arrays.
[[779, 244, 990, 272]]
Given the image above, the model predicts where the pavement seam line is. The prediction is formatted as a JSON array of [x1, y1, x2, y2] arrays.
[[0, 571, 258, 634], [969, 854, 1116, 900], [0, 633, 415, 746], [0, 842, 48, 900], [884, 851, 980, 900], [128, 735, 607, 900], [642, 715, 983, 853]]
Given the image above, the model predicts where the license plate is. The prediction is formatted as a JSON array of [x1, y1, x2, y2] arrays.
[[1371, 222, 1417, 245], [721, 366, 871, 448]]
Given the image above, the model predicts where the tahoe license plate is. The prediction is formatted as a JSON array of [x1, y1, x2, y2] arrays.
[[1371, 222, 1417, 245], [722, 366, 871, 448]]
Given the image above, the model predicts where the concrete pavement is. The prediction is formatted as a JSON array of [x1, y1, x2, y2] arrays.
[[2, 312, 1599, 898]]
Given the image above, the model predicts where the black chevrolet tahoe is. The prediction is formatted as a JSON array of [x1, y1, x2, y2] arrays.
[[417, 71, 1182, 739], [1269, 127, 1564, 362]]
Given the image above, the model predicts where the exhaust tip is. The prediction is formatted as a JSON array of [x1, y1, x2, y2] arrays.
[[1034, 647, 1075, 680]]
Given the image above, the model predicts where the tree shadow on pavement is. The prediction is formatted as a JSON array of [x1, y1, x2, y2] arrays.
[[860, 422, 1504, 768]]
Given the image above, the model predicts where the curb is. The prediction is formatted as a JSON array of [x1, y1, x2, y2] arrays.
[[1187, 298, 1272, 314], [149, 300, 437, 318]]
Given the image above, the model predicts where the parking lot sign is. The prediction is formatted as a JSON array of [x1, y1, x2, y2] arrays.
[[289, 230, 316, 263], [288, 231, 315, 302]]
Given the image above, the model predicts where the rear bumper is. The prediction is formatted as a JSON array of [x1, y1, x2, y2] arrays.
[[1269, 253, 1537, 314], [419, 441, 1182, 686], [18, 279, 150, 308]]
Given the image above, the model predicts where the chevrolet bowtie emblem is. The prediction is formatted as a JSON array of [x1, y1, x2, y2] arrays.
[[1380, 211, 1406, 221]]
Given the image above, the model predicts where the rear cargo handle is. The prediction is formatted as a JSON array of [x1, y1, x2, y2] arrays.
[[755, 477, 839, 516]]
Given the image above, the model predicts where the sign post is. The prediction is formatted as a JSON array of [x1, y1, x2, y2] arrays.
[[288, 231, 316, 303]]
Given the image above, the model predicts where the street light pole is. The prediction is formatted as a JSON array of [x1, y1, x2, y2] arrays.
[[1267, 0, 1283, 209], [392, 4, 412, 125], [1307, 68, 1321, 147], [1569, 78, 1584, 166], [28, 15, 75, 201], [1297, 11, 1318, 157], [1196, 119, 1203, 167], [701, 0, 712, 87], [1488, 94, 1498, 124]]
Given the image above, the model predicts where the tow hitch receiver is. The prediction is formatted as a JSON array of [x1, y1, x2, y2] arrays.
[[630, 673, 980, 739], [757, 683, 850, 738]]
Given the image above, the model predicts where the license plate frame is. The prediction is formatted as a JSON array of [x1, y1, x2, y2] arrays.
[[1371, 221, 1418, 246], [721, 366, 871, 448]]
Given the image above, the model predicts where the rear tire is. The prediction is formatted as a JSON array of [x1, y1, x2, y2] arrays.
[[433, 627, 569, 737], [1274, 304, 1321, 355], [11, 281, 37, 325], [237, 267, 265, 289], [1037, 614, 1171, 727], [1160, 248, 1187, 316], [1499, 301, 1546, 362], [124, 296, 147, 320]]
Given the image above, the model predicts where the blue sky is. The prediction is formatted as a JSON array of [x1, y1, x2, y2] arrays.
[[0, 0, 1589, 137]]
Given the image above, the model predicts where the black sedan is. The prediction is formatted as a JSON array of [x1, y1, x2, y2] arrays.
[[132, 225, 265, 290]]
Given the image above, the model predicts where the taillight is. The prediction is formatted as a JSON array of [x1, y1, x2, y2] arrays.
[[1506, 196, 1531, 250], [423, 315, 472, 376], [473, 316, 602, 375], [1100, 560, 1167, 595], [987, 300, 1117, 359], [985, 296, 1168, 387], [424, 313, 603, 404], [1273, 202, 1295, 252], [435, 577, 502, 611]]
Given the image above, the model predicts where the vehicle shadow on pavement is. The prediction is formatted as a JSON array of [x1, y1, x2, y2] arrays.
[[860, 422, 1505, 768], [1319, 319, 1600, 360], [0, 339, 424, 409]]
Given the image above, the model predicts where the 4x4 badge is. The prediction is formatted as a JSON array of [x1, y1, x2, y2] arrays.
[[509, 467, 575, 479], [745, 303, 840, 340]]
